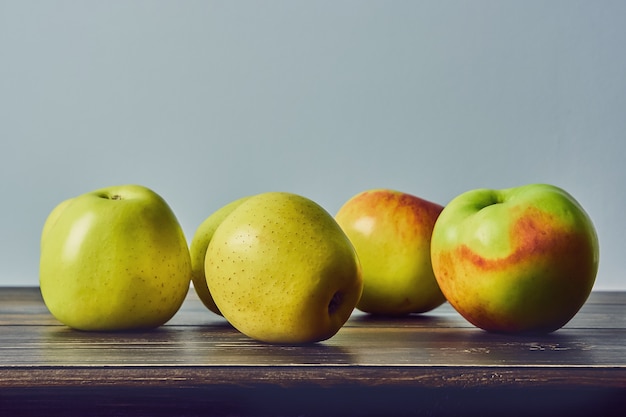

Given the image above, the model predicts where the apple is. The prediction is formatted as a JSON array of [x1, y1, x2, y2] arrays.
[[430, 183, 599, 333], [204, 191, 363, 344], [39, 184, 192, 331], [335, 189, 446, 315], [190, 196, 250, 315]]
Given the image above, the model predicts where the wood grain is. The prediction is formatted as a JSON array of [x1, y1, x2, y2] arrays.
[[1, 287, 625, 416]]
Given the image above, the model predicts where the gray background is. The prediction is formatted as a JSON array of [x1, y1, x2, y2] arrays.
[[1, 1, 624, 290]]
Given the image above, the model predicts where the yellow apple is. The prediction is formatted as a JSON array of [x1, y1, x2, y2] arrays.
[[39, 184, 192, 331], [430, 184, 599, 333], [204, 192, 363, 344], [190, 196, 250, 315], [335, 189, 446, 315]]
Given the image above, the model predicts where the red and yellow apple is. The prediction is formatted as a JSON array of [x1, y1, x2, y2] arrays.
[[335, 189, 446, 315], [430, 183, 599, 333]]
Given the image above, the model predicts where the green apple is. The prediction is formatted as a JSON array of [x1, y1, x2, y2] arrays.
[[430, 183, 599, 333], [39, 184, 192, 331], [190, 196, 250, 315], [335, 189, 446, 315], [204, 192, 363, 344]]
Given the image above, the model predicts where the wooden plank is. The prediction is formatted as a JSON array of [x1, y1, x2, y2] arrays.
[[1, 287, 625, 417], [2, 364, 626, 389], [2, 324, 624, 368], [0, 291, 624, 368], [1, 289, 625, 371]]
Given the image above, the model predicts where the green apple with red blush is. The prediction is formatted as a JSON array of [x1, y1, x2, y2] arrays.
[[430, 183, 599, 333], [335, 189, 446, 316]]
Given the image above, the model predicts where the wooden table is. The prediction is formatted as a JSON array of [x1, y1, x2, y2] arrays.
[[1, 287, 625, 416]]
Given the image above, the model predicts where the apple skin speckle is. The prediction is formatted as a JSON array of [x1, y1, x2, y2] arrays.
[[205, 192, 363, 344]]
